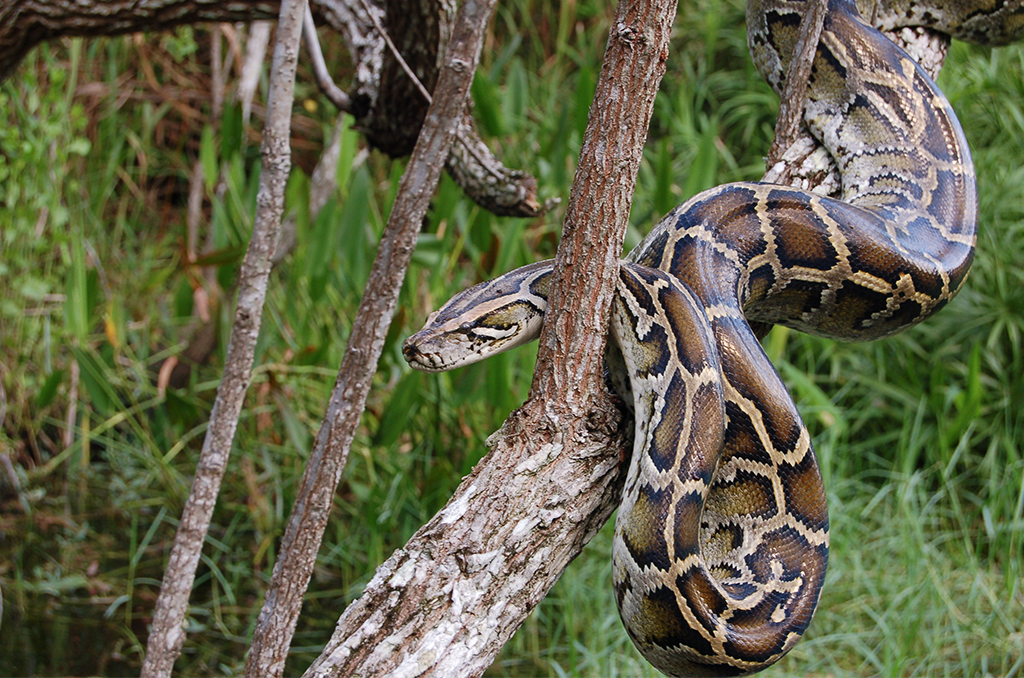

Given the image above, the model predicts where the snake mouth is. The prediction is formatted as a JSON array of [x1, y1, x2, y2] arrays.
[[402, 339, 454, 372], [402, 341, 436, 371]]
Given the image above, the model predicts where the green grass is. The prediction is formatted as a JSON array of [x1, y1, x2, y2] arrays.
[[1, 1, 1022, 675]]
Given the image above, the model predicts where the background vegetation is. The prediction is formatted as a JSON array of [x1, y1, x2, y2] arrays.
[[1, 0, 1021, 675]]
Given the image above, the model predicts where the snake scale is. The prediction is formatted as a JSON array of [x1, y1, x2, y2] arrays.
[[403, 0, 1022, 674]]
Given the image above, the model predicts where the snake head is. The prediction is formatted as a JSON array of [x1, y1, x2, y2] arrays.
[[403, 261, 554, 373]]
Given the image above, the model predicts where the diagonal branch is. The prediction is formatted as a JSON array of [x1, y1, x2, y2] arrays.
[[763, 0, 827, 183], [760, 0, 949, 193], [243, 0, 499, 675], [139, 1, 308, 675], [300, 0, 678, 675], [303, 5, 351, 111]]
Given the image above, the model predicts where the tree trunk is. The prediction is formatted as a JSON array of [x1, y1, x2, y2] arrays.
[[301, 0, 678, 674]]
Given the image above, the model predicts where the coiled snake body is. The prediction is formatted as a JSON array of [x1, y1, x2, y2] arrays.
[[404, 0, 1018, 673]]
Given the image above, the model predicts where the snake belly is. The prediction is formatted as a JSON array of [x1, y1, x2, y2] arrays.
[[402, 0, 989, 673]]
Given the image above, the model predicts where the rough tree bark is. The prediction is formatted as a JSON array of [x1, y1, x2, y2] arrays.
[[299, 0, 677, 674], [243, 0, 499, 674], [139, 1, 307, 675]]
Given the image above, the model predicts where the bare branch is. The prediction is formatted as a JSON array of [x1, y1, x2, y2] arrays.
[[763, 0, 827, 179], [139, 1, 308, 675], [238, 21, 274, 127], [302, 0, 677, 675], [761, 10, 951, 192], [0, 0, 550, 218], [244, 0, 497, 674], [304, 5, 351, 111]]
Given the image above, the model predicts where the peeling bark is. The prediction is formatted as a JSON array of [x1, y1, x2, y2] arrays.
[[303, 415, 626, 678], [304, 0, 677, 674]]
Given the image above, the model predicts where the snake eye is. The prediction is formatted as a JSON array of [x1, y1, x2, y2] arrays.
[[458, 322, 473, 334]]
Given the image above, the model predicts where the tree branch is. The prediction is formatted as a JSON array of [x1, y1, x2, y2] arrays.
[[1, 0, 549, 218], [302, 0, 677, 675], [763, 0, 827, 183], [139, 1, 307, 675], [303, 5, 351, 111], [243, 0, 497, 674]]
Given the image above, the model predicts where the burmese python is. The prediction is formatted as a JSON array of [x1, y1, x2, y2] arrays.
[[403, 0, 1020, 673]]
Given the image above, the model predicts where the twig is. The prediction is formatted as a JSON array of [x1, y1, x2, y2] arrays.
[[299, 0, 676, 674], [304, 5, 351, 111], [763, 0, 828, 176], [237, 21, 273, 128], [242, 0, 499, 673], [139, 1, 308, 675]]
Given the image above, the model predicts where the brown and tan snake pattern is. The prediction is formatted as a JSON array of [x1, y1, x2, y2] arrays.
[[403, 0, 1022, 673]]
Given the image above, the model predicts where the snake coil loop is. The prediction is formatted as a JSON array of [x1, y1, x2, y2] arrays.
[[404, 0, 1021, 673]]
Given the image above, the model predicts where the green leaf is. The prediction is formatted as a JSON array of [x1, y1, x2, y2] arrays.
[[653, 138, 676, 217], [275, 393, 310, 458], [36, 369, 66, 409], [374, 371, 424, 448], [200, 124, 218, 193], [66, 235, 89, 342], [337, 167, 372, 293], [335, 114, 359, 195], [70, 346, 115, 416], [221, 103, 244, 161], [681, 121, 720, 200], [472, 73, 504, 137], [573, 67, 596, 138], [304, 197, 341, 303], [506, 58, 529, 133]]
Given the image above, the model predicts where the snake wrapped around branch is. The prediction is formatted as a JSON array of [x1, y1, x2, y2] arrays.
[[403, 0, 1022, 673]]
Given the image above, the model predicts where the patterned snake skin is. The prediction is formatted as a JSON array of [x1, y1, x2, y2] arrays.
[[403, 0, 1022, 673]]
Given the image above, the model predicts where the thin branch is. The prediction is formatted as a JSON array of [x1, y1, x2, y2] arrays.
[[243, 0, 498, 673], [300, 0, 677, 674], [139, 1, 308, 675], [764, 0, 828, 175], [760, 3, 948, 193], [237, 21, 274, 128], [304, 5, 351, 111]]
